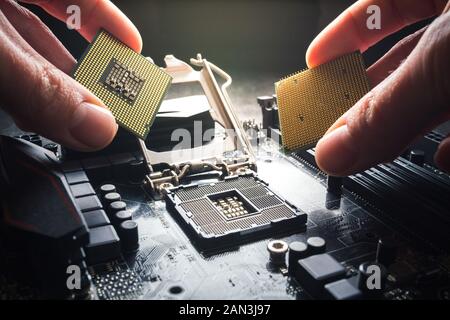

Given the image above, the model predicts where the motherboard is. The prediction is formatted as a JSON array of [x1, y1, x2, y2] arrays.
[[0, 56, 449, 301]]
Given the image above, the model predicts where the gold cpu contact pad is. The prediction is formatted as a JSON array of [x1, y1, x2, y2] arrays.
[[275, 51, 370, 151], [72, 30, 172, 140]]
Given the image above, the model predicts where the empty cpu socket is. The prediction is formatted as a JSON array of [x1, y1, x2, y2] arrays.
[[165, 175, 307, 251]]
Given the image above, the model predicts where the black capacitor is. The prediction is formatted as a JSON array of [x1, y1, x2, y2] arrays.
[[113, 210, 132, 226], [99, 184, 116, 196], [128, 160, 145, 184], [376, 238, 397, 267], [118, 220, 139, 252], [357, 262, 387, 295], [409, 149, 425, 167], [327, 175, 343, 194], [109, 201, 127, 216], [103, 192, 121, 208], [306, 237, 326, 255], [288, 241, 308, 273]]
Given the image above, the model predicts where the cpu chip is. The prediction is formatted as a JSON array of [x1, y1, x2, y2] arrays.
[[275, 51, 370, 151], [72, 30, 172, 139]]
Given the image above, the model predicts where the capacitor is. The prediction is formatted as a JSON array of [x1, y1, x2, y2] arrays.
[[306, 237, 326, 255], [118, 220, 139, 252], [288, 241, 308, 274], [112, 210, 132, 226], [327, 175, 343, 194], [109, 201, 127, 216], [103, 192, 121, 208], [99, 184, 116, 196], [267, 240, 288, 266]]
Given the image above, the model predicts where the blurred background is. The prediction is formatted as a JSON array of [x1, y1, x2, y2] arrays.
[[26, 0, 431, 74], [19, 0, 442, 128]]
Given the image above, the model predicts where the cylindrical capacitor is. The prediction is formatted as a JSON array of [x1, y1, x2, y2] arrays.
[[109, 201, 127, 217], [99, 184, 116, 197], [118, 220, 139, 252], [288, 241, 308, 274], [376, 238, 397, 267], [357, 262, 387, 295], [327, 175, 343, 194], [113, 210, 132, 226], [103, 192, 121, 208], [306, 237, 326, 255]]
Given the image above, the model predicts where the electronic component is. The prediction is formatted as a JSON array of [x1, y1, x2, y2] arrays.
[[324, 278, 362, 300], [112, 210, 132, 226], [85, 225, 121, 265], [72, 30, 172, 139], [306, 236, 326, 255], [326, 175, 343, 194], [70, 182, 96, 198], [83, 210, 111, 228], [0, 136, 90, 297], [165, 175, 307, 250], [118, 220, 139, 252], [295, 253, 346, 298], [108, 201, 127, 217], [288, 241, 308, 273], [275, 51, 370, 151], [99, 184, 116, 196], [75, 195, 103, 213], [103, 192, 121, 206]]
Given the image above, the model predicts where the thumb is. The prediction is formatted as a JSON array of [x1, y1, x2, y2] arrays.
[[315, 12, 450, 176], [0, 13, 117, 151]]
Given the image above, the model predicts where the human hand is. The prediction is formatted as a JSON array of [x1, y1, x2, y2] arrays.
[[306, 0, 450, 176], [0, 0, 142, 151]]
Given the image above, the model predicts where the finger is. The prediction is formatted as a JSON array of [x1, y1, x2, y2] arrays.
[[367, 26, 427, 86], [20, 0, 142, 52], [306, 0, 447, 68], [315, 12, 450, 176], [0, 0, 75, 73], [435, 136, 450, 173], [324, 24, 427, 137], [0, 11, 117, 151]]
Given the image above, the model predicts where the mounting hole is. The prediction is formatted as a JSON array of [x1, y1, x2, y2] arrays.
[[169, 285, 184, 295]]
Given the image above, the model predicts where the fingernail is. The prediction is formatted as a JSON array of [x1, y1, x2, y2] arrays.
[[316, 126, 358, 176], [69, 103, 118, 150]]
